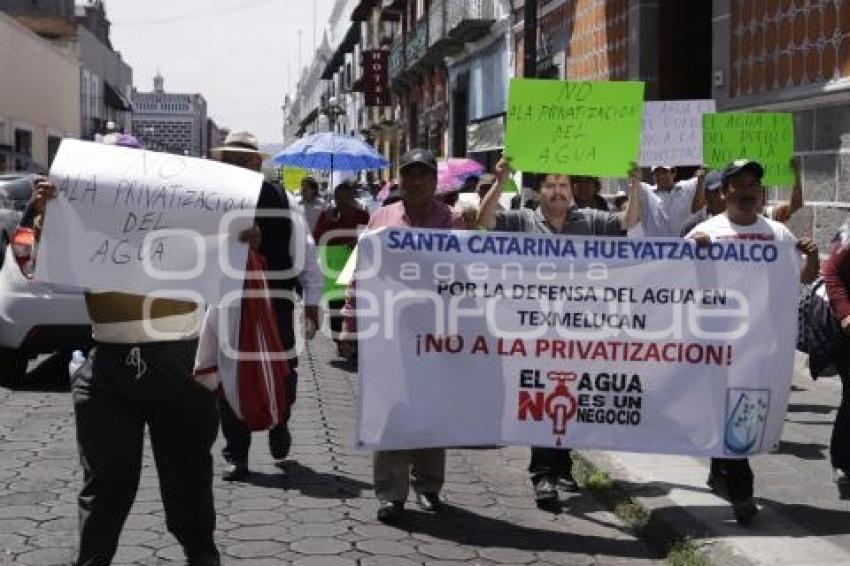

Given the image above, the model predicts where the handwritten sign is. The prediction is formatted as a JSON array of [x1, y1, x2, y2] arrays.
[[703, 112, 795, 186], [639, 100, 716, 167], [35, 139, 261, 303], [505, 79, 645, 177], [281, 167, 308, 192]]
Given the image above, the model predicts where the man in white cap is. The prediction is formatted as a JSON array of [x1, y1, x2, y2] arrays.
[[211, 131, 323, 481]]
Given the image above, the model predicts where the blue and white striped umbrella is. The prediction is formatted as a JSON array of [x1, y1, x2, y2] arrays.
[[271, 132, 389, 171]]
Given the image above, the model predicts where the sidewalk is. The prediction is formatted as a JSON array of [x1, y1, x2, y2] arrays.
[[0, 337, 660, 565], [581, 353, 850, 566]]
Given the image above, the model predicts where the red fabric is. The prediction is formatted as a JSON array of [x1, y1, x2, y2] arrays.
[[236, 251, 291, 431], [823, 242, 850, 322], [313, 206, 370, 246]]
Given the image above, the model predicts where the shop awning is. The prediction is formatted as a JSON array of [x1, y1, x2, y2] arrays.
[[104, 81, 133, 112], [321, 23, 362, 80]]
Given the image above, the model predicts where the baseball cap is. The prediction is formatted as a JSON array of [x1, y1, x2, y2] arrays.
[[721, 159, 764, 187], [399, 148, 437, 172], [705, 170, 723, 192]]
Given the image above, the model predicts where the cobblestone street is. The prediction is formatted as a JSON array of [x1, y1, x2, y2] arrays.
[[0, 336, 660, 565]]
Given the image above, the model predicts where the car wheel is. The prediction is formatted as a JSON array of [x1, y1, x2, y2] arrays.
[[0, 347, 28, 385]]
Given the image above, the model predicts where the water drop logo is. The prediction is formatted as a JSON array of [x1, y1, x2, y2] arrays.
[[724, 389, 770, 455]]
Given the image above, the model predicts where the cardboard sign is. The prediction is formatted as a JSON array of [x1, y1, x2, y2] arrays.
[[505, 79, 645, 177], [640, 100, 716, 167], [36, 140, 260, 303], [703, 112, 795, 186], [281, 167, 308, 192]]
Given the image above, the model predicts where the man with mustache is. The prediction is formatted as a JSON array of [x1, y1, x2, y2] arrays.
[[477, 158, 640, 509], [686, 159, 819, 526]]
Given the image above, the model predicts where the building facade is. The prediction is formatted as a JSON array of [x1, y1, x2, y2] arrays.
[[446, 1, 511, 170], [0, 11, 80, 171], [0, 0, 134, 141], [74, 1, 133, 139], [132, 74, 209, 157], [713, 0, 850, 250], [283, 35, 334, 143]]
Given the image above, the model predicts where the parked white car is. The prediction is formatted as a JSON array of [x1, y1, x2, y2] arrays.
[[0, 174, 90, 383]]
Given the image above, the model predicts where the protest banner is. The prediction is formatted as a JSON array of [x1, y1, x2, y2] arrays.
[[703, 112, 794, 186], [639, 100, 716, 167], [281, 167, 308, 192], [35, 139, 261, 303], [354, 228, 800, 457], [505, 79, 644, 177]]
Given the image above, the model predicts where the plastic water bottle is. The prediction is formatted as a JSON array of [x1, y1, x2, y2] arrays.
[[68, 350, 86, 379]]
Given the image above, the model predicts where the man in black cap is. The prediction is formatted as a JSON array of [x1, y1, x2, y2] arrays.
[[686, 158, 819, 525], [679, 170, 726, 237], [340, 148, 464, 524]]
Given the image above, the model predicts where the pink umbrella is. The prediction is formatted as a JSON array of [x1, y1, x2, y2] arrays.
[[437, 158, 485, 194]]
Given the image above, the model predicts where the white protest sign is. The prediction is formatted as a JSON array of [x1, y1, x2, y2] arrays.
[[355, 228, 800, 457], [35, 139, 261, 303], [639, 99, 716, 167]]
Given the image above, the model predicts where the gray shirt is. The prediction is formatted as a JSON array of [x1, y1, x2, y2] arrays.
[[494, 206, 625, 236]]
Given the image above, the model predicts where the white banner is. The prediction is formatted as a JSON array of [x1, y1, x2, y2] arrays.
[[355, 228, 801, 457], [35, 140, 262, 303], [639, 100, 716, 167]]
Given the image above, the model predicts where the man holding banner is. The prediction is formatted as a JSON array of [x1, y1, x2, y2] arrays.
[[340, 148, 464, 524], [686, 158, 819, 525], [477, 157, 641, 509]]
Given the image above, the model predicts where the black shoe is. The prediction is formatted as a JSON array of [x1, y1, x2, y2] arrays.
[[732, 498, 758, 526], [376, 501, 404, 524], [187, 553, 221, 566], [557, 472, 579, 493], [534, 477, 559, 509], [706, 473, 729, 500], [222, 462, 249, 482], [834, 469, 850, 500], [415, 492, 444, 512]]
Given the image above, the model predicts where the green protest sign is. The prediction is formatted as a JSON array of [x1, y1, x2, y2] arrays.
[[702, 112, 794, 186], [505, 79, 645, 177], [281, 167, 308, 192], [319, 244, 353, 296]]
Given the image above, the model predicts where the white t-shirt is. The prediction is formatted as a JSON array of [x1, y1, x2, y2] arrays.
[[685, 213, 796, 243], [639, 177, 698, 237]]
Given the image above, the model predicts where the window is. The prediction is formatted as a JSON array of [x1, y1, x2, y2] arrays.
[[14, 129, 32, 171], [91, 74, 99, 120], [48, 136, 61, 167]]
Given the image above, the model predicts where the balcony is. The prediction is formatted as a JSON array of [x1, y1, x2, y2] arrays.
[[405, 17, 428, 69], [388, 36, 405, 83], [427, 0, 462, 61], [446, 0, 495, 42]]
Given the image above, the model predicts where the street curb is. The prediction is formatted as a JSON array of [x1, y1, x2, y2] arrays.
[[575, 451, 754, 566]]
